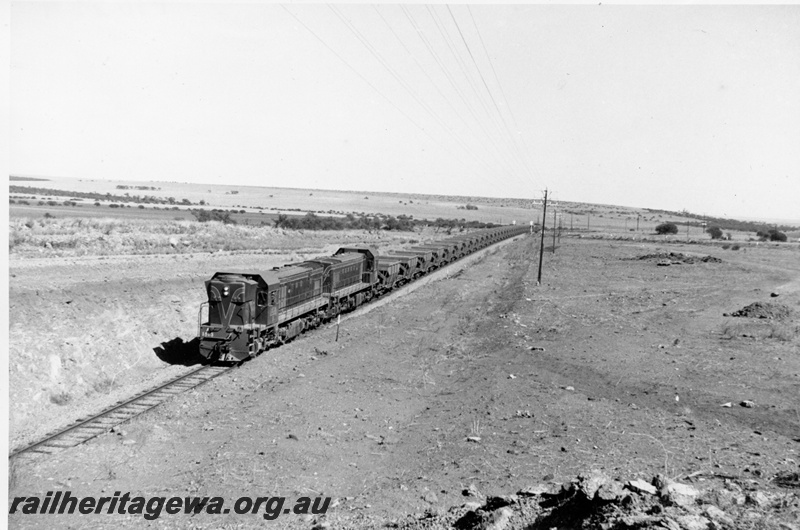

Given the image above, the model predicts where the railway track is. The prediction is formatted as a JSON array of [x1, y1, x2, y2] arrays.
[[9, 364, 232, 460]]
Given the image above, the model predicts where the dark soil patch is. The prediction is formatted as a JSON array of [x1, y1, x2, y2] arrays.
[[634, 252, 723, 264], [726, 301, 793, 320]]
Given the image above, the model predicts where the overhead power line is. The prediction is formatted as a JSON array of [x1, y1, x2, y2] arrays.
[[467, 5, 539, 187], [282, 5, 486, 180], [401, 5, 519, 178], [447, 5, 534, 180], [372, 5, 505, 174], [283, 5, 541, 198], [328, 4, 499, 175]]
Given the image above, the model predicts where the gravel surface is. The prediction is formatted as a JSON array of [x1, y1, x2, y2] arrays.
[[9, 235, 800, 529]]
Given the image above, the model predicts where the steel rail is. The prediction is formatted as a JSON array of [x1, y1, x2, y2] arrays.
[[9, 364, 232, 459]]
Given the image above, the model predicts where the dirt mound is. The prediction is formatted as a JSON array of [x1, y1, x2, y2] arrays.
[[635, 252, 722, 264], [726, 301, 793, 320], [386, 471, 800, 530]]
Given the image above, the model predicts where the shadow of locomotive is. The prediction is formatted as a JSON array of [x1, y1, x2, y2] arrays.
[[153, 337, 207, 366]]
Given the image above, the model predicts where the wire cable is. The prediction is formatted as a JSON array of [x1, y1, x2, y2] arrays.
[[282, 5, 485, 180], [328, 4, 498, 175], [467, 5, 539, 185]]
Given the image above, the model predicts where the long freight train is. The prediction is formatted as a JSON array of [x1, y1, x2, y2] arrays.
[[198, 224, 528, 362]]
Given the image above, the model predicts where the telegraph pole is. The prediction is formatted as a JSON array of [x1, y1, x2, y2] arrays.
[[552, 207, 557, 253], [537, 189, 548, 285]]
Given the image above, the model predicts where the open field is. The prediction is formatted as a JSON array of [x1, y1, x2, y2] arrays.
[[11, 177, 800, 262], [7, 177, 800, 528], [15, 176, 800, 241]]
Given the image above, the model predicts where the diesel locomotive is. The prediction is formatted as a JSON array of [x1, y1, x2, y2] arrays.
[[198, 224, 528, 362]]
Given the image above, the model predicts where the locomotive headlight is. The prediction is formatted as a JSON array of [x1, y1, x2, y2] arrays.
[[223, 286, 230, 296]]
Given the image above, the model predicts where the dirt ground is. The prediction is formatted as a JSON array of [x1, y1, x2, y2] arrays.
[[8, 234, 800, 529]]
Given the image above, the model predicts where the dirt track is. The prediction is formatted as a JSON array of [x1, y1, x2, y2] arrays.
[[9, 235, 800, 528]]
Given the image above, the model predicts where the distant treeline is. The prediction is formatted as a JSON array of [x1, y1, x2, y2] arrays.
[[190, 210, 498, 232], [9, 185, 193, 206], [116, 185, 161, 191], [644, 208, 798, 232], [10, 176, 50, 181], [272, 213, 416, 231], [272, 213, 497, 232]]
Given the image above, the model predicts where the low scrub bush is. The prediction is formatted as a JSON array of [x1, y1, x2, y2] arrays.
[[757, 229, 788, 242], [191, 209, 236, 224], [706, 226, 723, 239], [49, 391, 72, 405], [655, 222, 678, 235]]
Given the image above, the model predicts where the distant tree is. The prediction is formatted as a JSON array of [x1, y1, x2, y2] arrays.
[[758, 229, 788, 242], [706, 226, 723, 239], [655, 222, 678, 235], [191, 209, 236, 224], [769, 230, 787, 242], [273, 214, 288, 228]]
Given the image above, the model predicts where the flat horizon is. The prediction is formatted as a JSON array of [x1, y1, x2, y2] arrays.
[[9, 174, 800, 228]]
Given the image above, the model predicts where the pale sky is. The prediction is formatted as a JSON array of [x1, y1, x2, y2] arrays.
[[9, 2, 800, 221]]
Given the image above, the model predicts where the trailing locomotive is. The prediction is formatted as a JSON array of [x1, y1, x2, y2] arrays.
[[198, 224, 528, 362]]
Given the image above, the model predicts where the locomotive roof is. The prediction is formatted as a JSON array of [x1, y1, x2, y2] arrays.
[[209, 271, 273, 288], [271, 263, 319, 280], [308, 252, 364, 265], [209, 263, 319, 287]]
